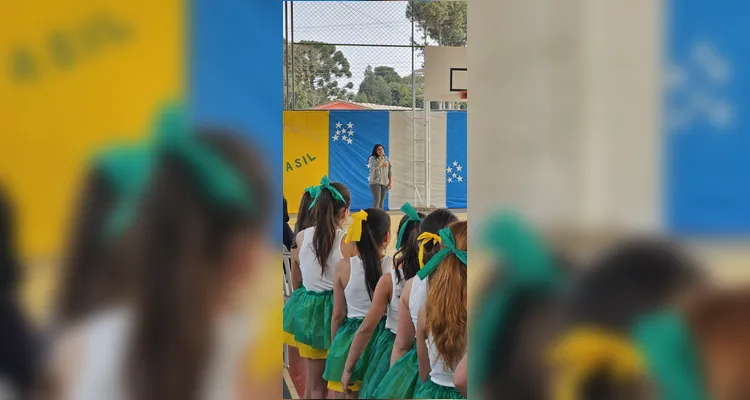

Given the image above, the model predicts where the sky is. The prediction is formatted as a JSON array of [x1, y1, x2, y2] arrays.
[[282, 1, 428, 95]]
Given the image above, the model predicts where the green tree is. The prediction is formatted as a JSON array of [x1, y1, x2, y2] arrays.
[[283, 40, 354, 109], [357, 65, 394, 105], [407, 1, 467, 47]]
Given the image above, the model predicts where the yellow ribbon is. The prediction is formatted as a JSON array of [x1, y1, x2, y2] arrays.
[[547, 327, 645, 400], [345, 210, 369, 244], [417, 232, 442, 268]]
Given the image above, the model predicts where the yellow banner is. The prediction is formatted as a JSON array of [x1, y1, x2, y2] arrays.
[[0, 1, 184, 256], [283, 111, 329, 213]]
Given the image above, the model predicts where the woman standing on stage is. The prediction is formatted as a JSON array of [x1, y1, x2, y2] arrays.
[[368, 144, 392, 210]]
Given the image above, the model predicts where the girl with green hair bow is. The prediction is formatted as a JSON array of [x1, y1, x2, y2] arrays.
[[371, 208, 458, 399], [284, 175, 353, 399], [49, 104, 275, 400], [547, 238, 705, 400], [469, 211, 570, 399], [413, 221, 468, 399]]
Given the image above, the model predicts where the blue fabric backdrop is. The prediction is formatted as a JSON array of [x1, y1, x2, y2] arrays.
[[446, 111, 468, 209], [190, 0, 281, 238], [666, 0, 750, 234], [328, 111, 390, 211]]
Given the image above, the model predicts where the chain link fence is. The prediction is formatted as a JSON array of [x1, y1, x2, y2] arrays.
[[283, 1, 467, 110]]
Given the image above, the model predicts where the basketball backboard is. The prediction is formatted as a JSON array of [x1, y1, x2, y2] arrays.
[[423, 46, 468, 102]]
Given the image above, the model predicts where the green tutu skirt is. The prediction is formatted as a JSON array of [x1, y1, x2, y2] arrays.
[[289, 289, 334, 357], [324, 317, 386, 392], [371, 345, 422, 399], [282, 285, 305, 338], [356, 328, 396, 399], [414, 379, 465, 399]]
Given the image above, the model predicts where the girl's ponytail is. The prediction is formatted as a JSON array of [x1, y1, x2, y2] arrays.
[[346, 208, 391, 300], [311, 177, 350, 274]]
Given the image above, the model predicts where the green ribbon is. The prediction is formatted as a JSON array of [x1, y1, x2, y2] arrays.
[[94, 143, 152, 199], [396, 202, 422, 249], [304, 185, 320, 199], [307, 175, 345, 210], [416, 226, 466, 280], [632, 310, 708, 400], [469, 210, 564, 390], [104, 103, 255, 239]]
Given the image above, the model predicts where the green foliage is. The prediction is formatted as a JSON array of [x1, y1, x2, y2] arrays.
[[284, 40, 354, 109], [406, 1, 467, 47]]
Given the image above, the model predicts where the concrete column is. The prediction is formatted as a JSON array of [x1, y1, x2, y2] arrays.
[[468, 0, 661, 244]]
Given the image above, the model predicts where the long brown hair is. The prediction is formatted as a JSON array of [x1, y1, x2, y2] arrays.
[[685, 288, 750, 399], [354, 208, 391, 300], [57, 168, 123, 325], [393, 211, 425, 283], [425, 220, 468, 369], [312, 182, 350, 274], [294, 189, 316, 234], [125, 129, 271, 400]]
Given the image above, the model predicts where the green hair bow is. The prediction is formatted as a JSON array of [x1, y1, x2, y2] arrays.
[[632, 310, 708, 400], [104, 103, 256, 238], [416, 226, 466, 280], [396, 202, 422, 249], [308, 175, 345, 210], [94, 144, 152, 199], [304, 185, 320, 199], [470, 211, 564, 390]]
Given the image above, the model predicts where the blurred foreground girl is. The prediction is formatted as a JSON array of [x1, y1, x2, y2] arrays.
[[283, 176, 352, 399], [415, 221, 468, 399], [45, 106, 273, 400], [548, 238, 704, 400], [340, 203, 425, 399], [323, 208, 392, 398], [371, 208, 458, 399], [470, 212, 570, 400]]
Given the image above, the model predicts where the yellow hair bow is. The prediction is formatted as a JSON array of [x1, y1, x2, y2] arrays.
[[417, 232, 442, 268], [345, 210, 369, 244], [548, 327, 645, 400]]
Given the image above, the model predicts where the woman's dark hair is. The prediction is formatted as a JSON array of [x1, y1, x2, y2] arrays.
[[294, 190, 316, 234], [0, 185, 19, 293], [57, 169, 124, 325], [369, 143, 384, 161], [561, 237, 703, 400], [125, 128, 271, 400], [393, 211, 425, 283], [312, 182, 351, 275], [355, 208, 391, 300], [419, 208, 459, 266]]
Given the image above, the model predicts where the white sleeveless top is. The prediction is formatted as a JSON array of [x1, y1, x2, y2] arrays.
[[385, 269, 405, 334], [68, 308, 254, 400], [345, 255, 394, 319], [409, 276, 429, 330], [299, 226, 347, 293], [426, 335, 459, 388]]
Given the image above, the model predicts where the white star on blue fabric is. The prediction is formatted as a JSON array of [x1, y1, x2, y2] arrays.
[[335, 122, 342, 129]]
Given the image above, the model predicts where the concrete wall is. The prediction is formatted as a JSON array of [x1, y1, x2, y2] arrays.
[[468, 0, 662, 239]]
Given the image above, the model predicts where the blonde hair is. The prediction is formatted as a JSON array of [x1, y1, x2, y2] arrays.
[[425, 220, 468, 369]]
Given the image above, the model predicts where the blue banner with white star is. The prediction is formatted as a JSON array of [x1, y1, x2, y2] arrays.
[[446, 111, 467, 209], [666, 0, 750, 234], [328, 110, 390, 211]]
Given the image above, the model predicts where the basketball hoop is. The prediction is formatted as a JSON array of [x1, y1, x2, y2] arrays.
[[459, 90, 467, 100]]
